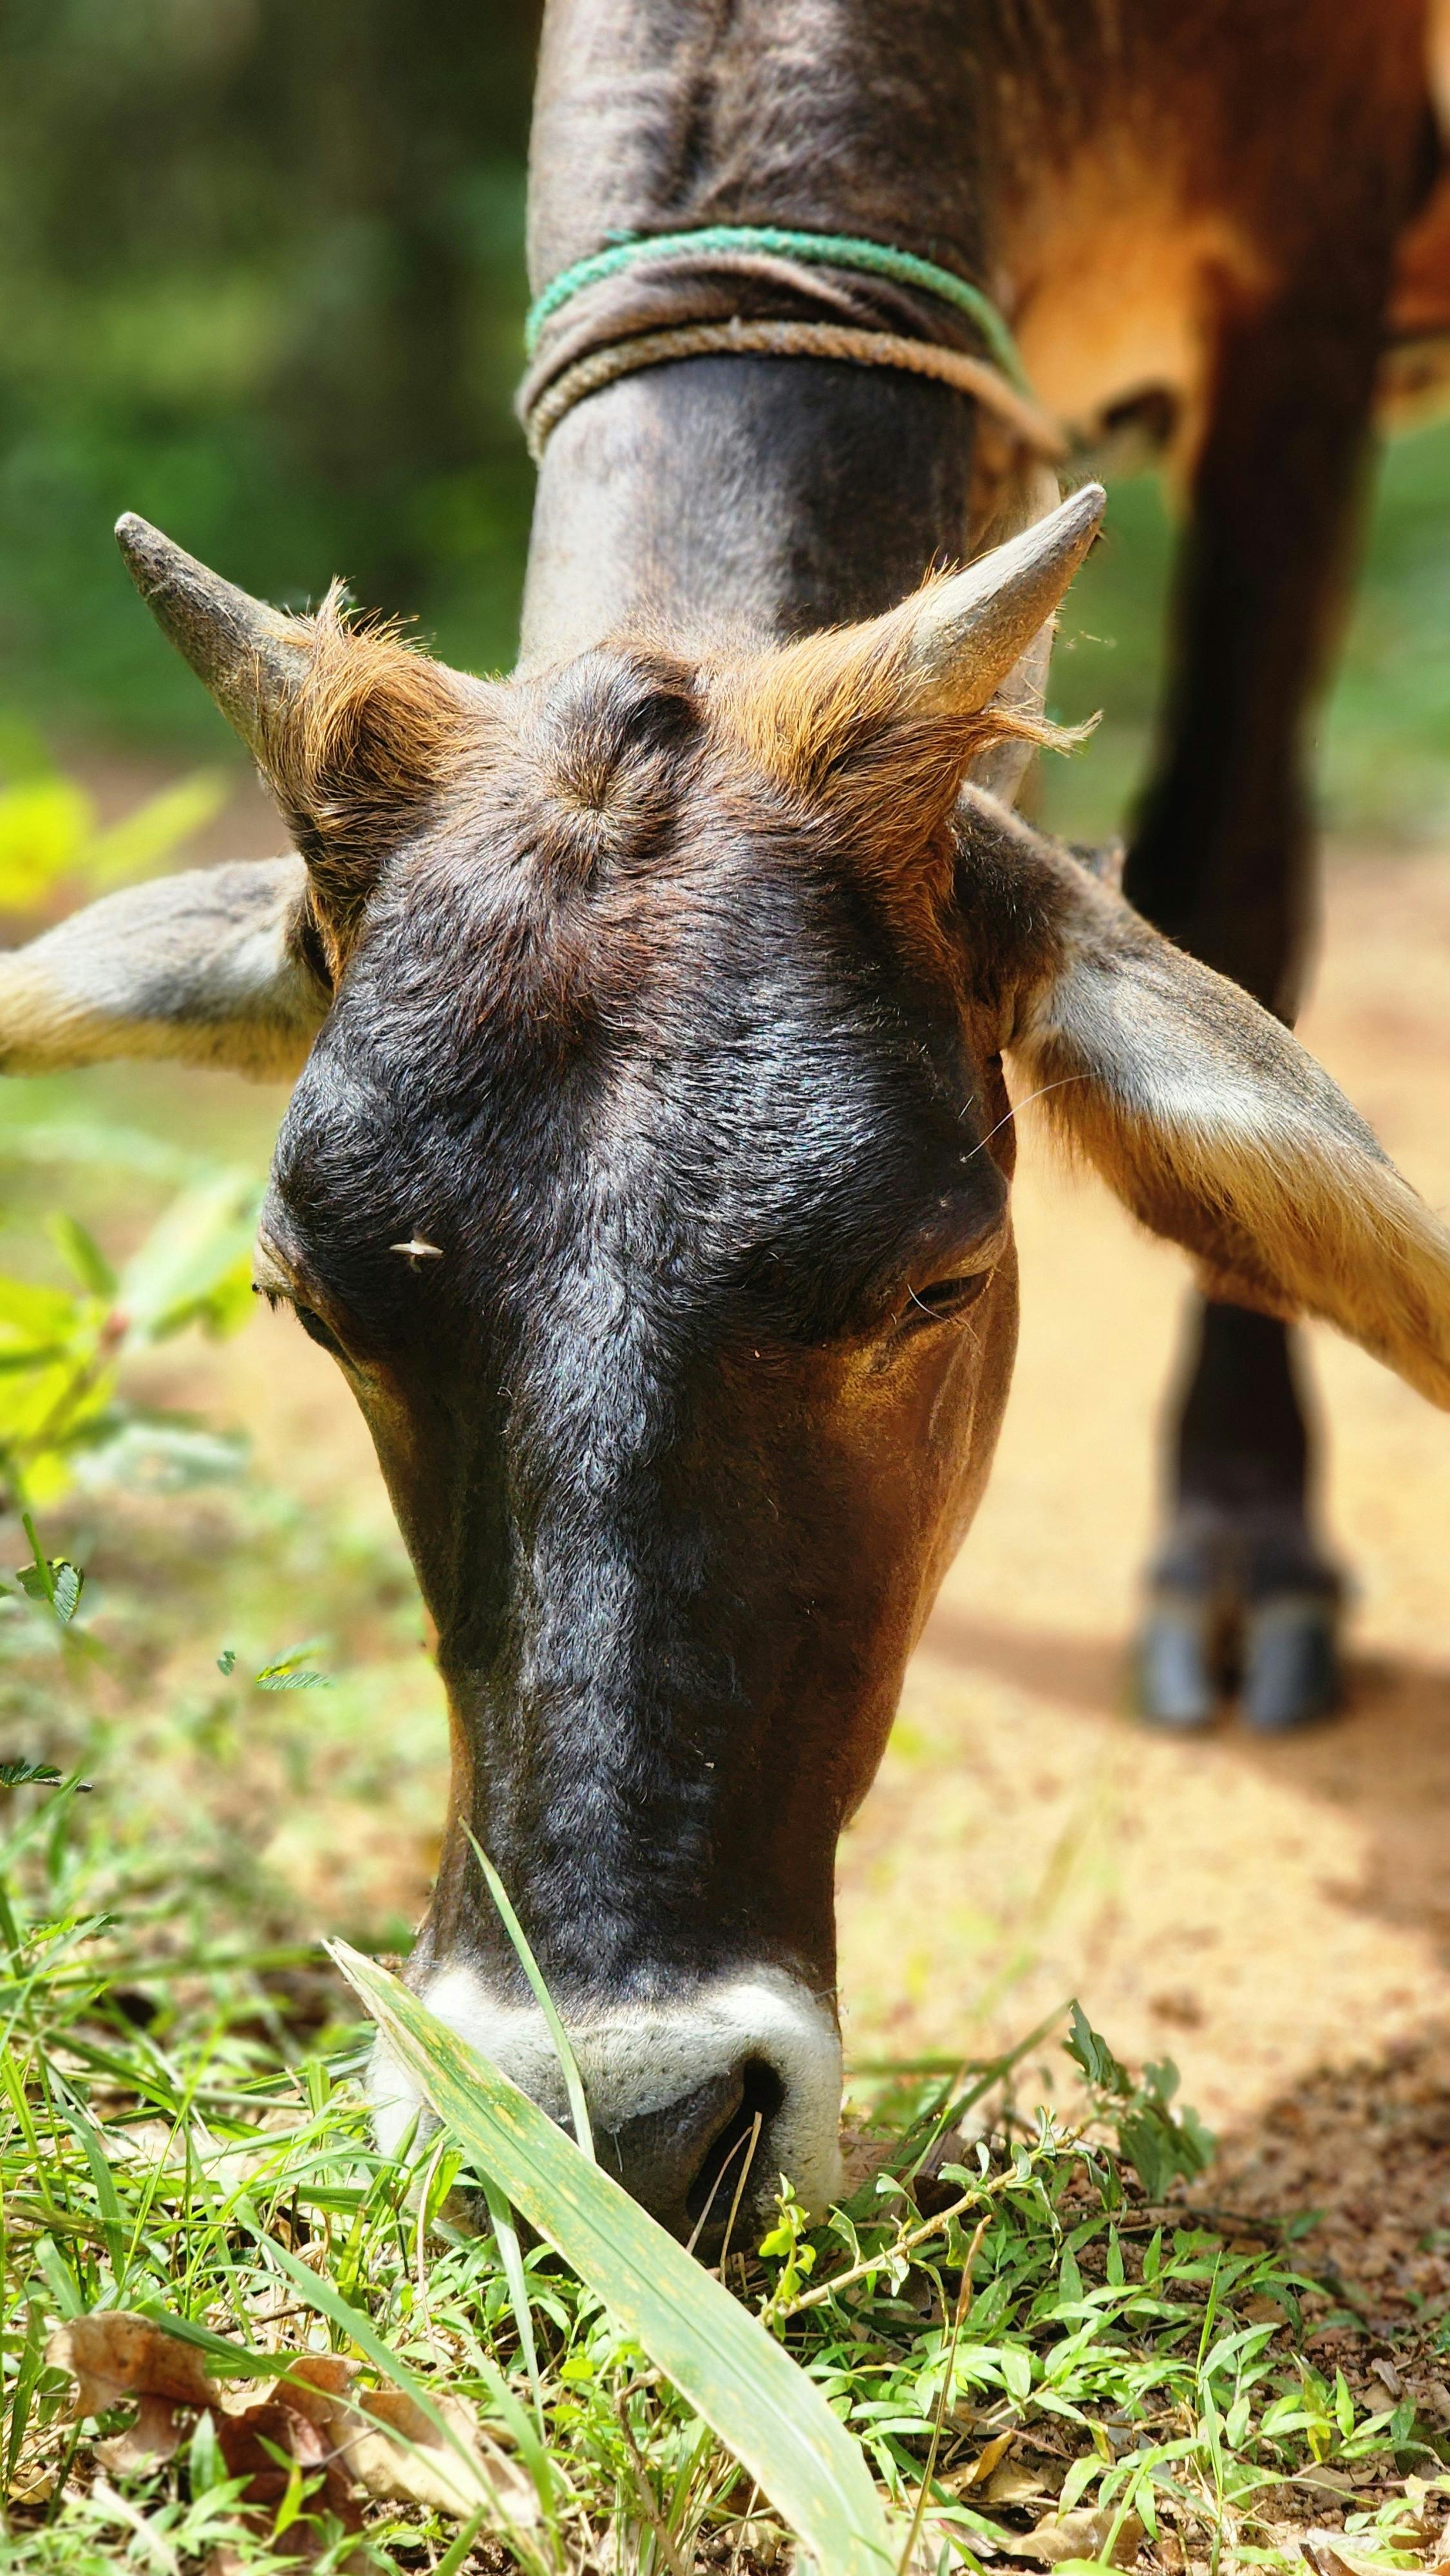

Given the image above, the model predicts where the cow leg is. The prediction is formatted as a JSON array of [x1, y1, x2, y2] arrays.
[[1122, 276, 1384, 1731]]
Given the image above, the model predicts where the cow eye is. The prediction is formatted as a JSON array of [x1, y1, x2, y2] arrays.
[[251, 1237, 350, 1361], [905, 1271, 992, 1324], [292, 1302, 348, 1361]]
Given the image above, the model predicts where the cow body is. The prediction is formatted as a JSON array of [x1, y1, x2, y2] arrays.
[[524, 0, 1450, 1727], [5, 4, 1450, 2235]]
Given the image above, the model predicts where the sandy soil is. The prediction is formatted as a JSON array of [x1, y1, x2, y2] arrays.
[[127, 799, 1450, 2322]]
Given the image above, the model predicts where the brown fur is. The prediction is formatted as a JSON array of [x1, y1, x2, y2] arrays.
[[717, 587, 1066, 875], [256, 587, 482, 964], [517, 645, 701, 882]]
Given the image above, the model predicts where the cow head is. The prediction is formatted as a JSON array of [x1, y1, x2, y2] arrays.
[[6, 491, 1449, 2239]]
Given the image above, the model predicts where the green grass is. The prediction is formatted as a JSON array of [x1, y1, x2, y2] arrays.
[[3, 1556, 1450, 2573]]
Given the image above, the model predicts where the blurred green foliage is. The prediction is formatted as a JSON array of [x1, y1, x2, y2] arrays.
[[0, 756, 261, 1508], [0, 1160, 258, 1510], [0, 0, 1445, 846], [1044, 428, 1450, 846], [0, 0, 540, 748]]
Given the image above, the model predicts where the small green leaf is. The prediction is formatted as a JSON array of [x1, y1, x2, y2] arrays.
[[0, 1759, 64, 1788], [254, 1638, 331, 1690], [216, 1647, 237, 1676], [17, 1556, 83, 1627], [47, 1215, 117, 1300]]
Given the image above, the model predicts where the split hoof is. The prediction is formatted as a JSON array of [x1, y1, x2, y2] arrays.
[[1240, 1593, 1342, 1732], [1136, 1593, 1227, 1731]]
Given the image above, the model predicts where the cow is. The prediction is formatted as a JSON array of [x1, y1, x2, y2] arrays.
[[3, 0, 1450, 2239]]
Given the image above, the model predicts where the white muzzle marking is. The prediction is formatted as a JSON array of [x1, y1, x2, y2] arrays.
[[370, 1962, 845, 2219]]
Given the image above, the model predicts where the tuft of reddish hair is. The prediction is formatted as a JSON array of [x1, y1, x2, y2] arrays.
[[717, 577, 1073, 873], [258, 583, 478, 959]]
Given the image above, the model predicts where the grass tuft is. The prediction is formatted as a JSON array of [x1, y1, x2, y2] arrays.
[[5, 1759, 1449, 2574]]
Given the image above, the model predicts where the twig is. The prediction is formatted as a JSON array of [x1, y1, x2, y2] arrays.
[[780, 2134, 1084, 2320], [777, 2186, 982, 2318], [612, 2389, 691, 2576], [898, 2215, 990, 2575], [713, 2111, 763, 2279]]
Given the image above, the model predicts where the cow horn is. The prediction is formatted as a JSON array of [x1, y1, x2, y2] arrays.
[[903, 480, 1106, 715], [115, 515, 312, 759]]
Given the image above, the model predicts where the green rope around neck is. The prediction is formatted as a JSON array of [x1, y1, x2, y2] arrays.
[[525, 224, 1030, 390]]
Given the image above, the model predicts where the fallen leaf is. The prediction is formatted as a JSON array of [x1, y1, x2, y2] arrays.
[[1299, 2539, 1361, 2576], [46, 2309, 535, 2553], [339, 2385, 536, 2523], [1300, 2534, 1437, 2576], [1004, 2505, 1145, 2567], [95, 2393, 192, 2476], [984, 2459, 1053, 2506], [1297, 2467, 1361, 2498], [952, 2431, 1017, 2491], [48, 2315, 215, 2423]]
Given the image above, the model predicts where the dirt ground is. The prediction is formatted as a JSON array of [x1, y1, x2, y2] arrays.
[[136, 790, 1450, 2329], [838, 841, 1450, 2332]]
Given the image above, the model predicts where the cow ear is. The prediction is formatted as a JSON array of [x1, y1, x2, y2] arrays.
[[0, 857, 328, 1081], [981, 814, 1450, 1408]]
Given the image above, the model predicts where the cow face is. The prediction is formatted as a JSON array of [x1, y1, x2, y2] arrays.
[[256, 631, 1027, 2234], [6, 490, 1450, 2238]]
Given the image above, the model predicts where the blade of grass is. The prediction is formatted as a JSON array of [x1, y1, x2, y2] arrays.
[[466, 1829, 594, 2163], [331, 1939, 896, 2576], [480, 2168, 543, 2410]]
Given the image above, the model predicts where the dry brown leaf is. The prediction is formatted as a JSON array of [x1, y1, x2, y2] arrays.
[[95, 2392, 193, 2476], [1003, 2503, 1145, 2566], [1299, 2541, 1360, 2576], [337, 2385, 537, 2524], [46, 2308, 535, 2549], [48, 2315, 216, 2422], [984, 2458, 1054, 2506], [1297, 2467, 1361, 2498], [1303, 2534, 1445, 2576], [952, 2431, 1018, 2492]]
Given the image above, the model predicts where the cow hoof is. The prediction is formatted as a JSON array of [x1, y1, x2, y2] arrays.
[[1240, 1593, 1342, 1732], [1136, 1593, 1226, 1730]]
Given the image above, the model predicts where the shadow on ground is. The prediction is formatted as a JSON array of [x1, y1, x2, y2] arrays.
[[1209, 2014, 1450, 2348], [920, 1602, 1450, 1956]]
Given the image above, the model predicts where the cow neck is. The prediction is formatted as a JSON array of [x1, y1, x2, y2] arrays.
[[518, 355, 977, 663], [516, 0, 988, 663]]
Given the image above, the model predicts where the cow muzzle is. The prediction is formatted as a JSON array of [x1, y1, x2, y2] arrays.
[[370, 1964, 844, 2242]]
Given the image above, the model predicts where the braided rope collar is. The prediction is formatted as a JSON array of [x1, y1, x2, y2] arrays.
[[520, 223, 1062, 461]]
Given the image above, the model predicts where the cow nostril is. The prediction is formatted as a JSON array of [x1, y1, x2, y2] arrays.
[[685, 2056, 785, 2236]]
